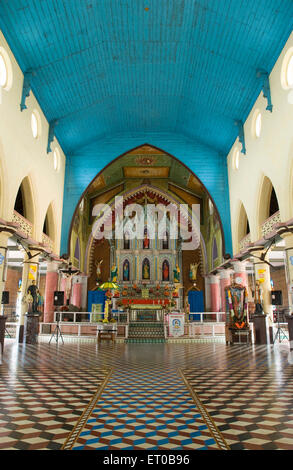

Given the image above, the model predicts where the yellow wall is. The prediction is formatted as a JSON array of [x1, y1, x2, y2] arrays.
[[0, 31, 65, 254], [228, 32, 293, 254]]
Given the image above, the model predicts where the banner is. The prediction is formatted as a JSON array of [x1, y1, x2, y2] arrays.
[[28, 264, 37, 280], [168, 313, 185, 337]]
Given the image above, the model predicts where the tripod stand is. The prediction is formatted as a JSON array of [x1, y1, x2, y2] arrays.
[[273, 310, 288, 344], [49, 317, 64, 344]]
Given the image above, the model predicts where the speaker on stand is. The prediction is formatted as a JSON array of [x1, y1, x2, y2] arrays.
[[1, 291, 11, 338]]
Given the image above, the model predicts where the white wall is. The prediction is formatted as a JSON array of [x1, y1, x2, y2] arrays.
[[228, 32, 293, 254], [0, 31, 65, 254]]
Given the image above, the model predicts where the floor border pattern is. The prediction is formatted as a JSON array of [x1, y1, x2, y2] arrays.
[[61, 369, 113, 450], [178, 368, 230, 451]]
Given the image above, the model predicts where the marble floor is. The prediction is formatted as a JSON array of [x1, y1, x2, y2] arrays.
[[0, 338, 293, 450]]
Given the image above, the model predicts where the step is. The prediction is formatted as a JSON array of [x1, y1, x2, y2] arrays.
[[125, 338, 166, 344]]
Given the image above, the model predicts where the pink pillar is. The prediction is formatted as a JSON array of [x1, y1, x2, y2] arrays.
[[60, 277, 67, 304], [233, 261, 248, 287], [210, 275, 221, 312], [219, 269, 233, 311], [44, 262, 59, 323], [71, 281, 82, 308]]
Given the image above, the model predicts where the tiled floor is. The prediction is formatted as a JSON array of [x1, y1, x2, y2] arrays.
[[0, 338, 293, 450]]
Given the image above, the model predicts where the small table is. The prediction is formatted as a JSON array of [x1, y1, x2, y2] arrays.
[[231, 328, 251, 344], [97, 329, 117, 343]]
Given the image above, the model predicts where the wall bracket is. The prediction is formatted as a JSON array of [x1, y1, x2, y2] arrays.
[[256, 69, 273, 112], [47, 119, 59, 153], [20, 69, 36, 111], [234, 120, 246, 154]]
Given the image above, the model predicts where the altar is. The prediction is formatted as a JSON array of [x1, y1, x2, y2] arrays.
[[128, 304, 164, 322]]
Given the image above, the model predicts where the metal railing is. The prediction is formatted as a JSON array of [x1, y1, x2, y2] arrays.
[[187, 312, 226, 323]]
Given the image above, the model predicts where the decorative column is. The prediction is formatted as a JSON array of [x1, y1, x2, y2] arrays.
[[219, 269, 233, 312], [60, 275, 68, 305], [209, 274, 221, 312], [44, 261, 59, 323], [232, 260, 248, 287], [18, 250, 40, 343], [252, 251, 273, 323]]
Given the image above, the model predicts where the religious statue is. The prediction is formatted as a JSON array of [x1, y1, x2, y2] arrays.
[[163, 261, 169, 281], [27, 280, 39, 314], [173, 264, 180, 283], [254, 280, 264, 314], [189, 262, 200, 281], [142, 259, 150, 280], [143, 231, 150, 249], [123, 261, 130, 281], [95, 259, 103, 282], [111, 265, 118, 282]]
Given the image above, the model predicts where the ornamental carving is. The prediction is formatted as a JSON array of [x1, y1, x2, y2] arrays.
[[13, 211, 33, 237], [261, 211, 281, 237]]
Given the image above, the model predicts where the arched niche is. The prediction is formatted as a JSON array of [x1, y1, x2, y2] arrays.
[[142, 258, 151, 280], [162, 259, 170, 282], [123, 259, 130, 281]]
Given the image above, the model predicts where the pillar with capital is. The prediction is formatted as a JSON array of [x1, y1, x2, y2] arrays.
[[232, 260, 248, 287], [44, 260, 60, 323]]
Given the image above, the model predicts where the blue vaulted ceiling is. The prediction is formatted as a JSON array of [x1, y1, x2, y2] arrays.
[[1, 0, 293, 255], [0, 0, 293, 155]]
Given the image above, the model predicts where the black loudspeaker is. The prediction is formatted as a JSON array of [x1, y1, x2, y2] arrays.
[[1, 291, 9, 304], [271, 290, 282, 306], [54, 291, 64, 306]]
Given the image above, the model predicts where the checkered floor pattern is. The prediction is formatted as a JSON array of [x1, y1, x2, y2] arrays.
[[182, 367, 293, 450], [0, 339, 293, 450], [65, 367, 225, 450]]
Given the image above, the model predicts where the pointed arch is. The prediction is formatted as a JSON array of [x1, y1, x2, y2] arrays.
[[235, 201, 251, 252], [68, 143, 227, 258], [257, 175, 280, 237], [13, 175, 36, 226], [42, 201, 57, 249]]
